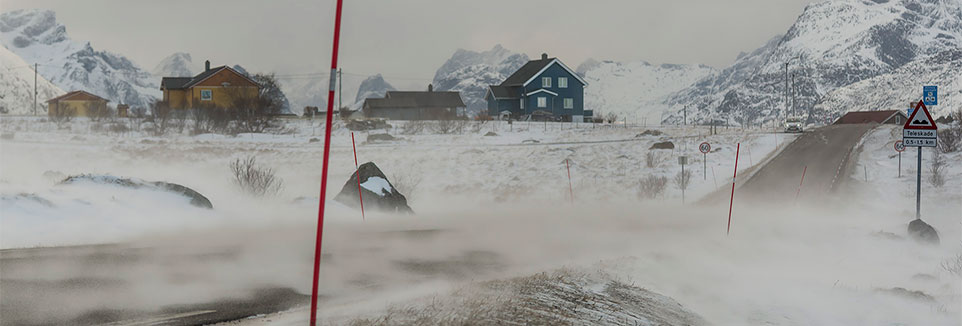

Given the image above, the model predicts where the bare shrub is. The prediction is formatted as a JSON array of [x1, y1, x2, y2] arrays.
[[49, 104, 75, 129], [432, 119, 457, 134], [638, 174, 668, 199], [86, 102, 112, 122], [942, 252, 962, 277], [929, 149, 946, 188], [674, 169, 692, 192], [230, 156, 283, 197], [150, 100, 174, 136], [391, 172, 422, 199], [605, 112, 619, 124], [400, 121, 427, 135], [645, 151, 658, 168]]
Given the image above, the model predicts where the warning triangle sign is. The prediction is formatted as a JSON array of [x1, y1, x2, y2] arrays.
[[904, 100, 938, 130]]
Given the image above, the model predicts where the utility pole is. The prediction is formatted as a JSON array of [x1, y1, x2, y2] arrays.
[[34, 63, 38, 116], [683, 104, 688, 126], [784, 62, 789, 118], [791, 73, 797, 117]]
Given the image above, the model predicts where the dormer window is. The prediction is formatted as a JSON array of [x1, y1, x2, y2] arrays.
[[542, 77, 551, 88]]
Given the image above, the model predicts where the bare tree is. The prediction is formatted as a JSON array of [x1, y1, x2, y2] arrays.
[[605, 112, 619, 124], [48, 103, 75, 129], [929, 149, 946, 188], [86, 101, 111, 122], [645, 151, 659, 168], [230, 156, 284, 197], [149, 100, 174, 136], [638, 174, 668, 199]]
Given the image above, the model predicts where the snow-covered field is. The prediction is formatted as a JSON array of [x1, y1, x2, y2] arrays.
[[1, 117, 959, 325]]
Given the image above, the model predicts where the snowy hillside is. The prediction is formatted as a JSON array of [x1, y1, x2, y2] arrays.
[[432, 45, 529, 115], [352, 74, 395, 109], [152, 52, 199, 78], [815, 49, 962, 119], [664, 0, 962, 126], [0, 45, 64, 115], [0, 9, 159, 108], [577, 59, 715, 123]]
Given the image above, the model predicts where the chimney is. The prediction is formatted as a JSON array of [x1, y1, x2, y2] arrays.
[[205, 60, 210, 72], [428, 84, 433, 92], [541, 53, 548, 60]]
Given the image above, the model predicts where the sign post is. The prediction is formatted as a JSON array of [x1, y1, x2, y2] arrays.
[[699, 142, 711, 180], [902, 100, 938, 220], [679, 156, 688, 204], [894, 140, 904, 178]]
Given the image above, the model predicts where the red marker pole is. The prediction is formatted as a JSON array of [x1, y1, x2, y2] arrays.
[[727, 143, 739, 236], [565, 159, 573, 204], [351, 132, 365, 220], [311, 0, 344, 324], [794, 165, 807, 203]]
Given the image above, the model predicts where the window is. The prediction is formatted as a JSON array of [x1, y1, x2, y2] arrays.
[[200, 89, 212, 101], [537, 97, 547, 108], [520, 98, 524, 109], [564, 98, 573, 109], [559, 77, 568, 88], [542, 77, 551, 88]]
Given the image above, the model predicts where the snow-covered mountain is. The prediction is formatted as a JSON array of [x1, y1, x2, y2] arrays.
[[815, 48, 961, 120], [0, 45, 64, 115], [432, 45, 529, 115], [280, 78, 327, 114], [663, 0, 962, 126], [152, 52, 199, 78], [577, 59, 716, 123], [0, 9, 159, 108], [353, 74, 395, 108]]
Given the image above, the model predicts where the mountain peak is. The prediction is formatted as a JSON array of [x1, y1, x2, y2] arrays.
[[0, 9, 68, 47], [153, 52, 197, 77]]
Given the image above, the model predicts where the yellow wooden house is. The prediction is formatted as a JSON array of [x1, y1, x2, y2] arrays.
[[160, 61, 261, 109], [46, 90, 109, 117]]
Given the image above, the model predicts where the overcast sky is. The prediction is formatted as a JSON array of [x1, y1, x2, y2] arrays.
[[1, 0, 816, 90]]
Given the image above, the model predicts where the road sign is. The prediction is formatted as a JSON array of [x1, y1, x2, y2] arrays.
[[904, 101, 938, 130], [699, 142, 711, 154], [923, 86, 937, 106], [894, 140, 905, 152], [903, 101, 937, 147], [678, 156, 688, 165]]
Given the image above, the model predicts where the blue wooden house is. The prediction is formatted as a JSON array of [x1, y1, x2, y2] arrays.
[[485, 53, 590, 122]]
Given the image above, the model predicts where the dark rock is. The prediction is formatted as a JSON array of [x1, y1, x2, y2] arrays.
[[875, 287, 935, 303], [367, 133, 396, 142], [346, 119, 391, 131], [1, 132, 14, 140], [484, 132, 498, 136], [635, 130, 663, 137], [60, 175, 213, 209], [308, 138, 320, 143], [334, 162, 412, 214], [907, 219, 939, 244], [650, 141, 675, 150], [522, 139, 541, 144]]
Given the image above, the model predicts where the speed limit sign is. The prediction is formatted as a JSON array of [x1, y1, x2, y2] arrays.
[[699, 142, 711, 154], [894, 140, 905, 152]]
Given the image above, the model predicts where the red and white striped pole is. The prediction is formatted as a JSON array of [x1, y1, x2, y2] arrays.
[[565, 159, 573, 204], [794, 165, 807, 203], [727, 143, 739, 236], [351, 132, 365, 220], [311, 0, 344, 324]]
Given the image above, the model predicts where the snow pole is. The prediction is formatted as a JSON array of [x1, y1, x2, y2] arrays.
[[794, 165, 807, 203], [727, 143, 739, 236], [565, 159, 573, 204], [311, 0, 344, 324], [351, 132, 365, 220]]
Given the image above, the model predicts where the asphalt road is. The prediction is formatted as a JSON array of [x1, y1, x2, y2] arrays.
[[735, 124, 877, 203]]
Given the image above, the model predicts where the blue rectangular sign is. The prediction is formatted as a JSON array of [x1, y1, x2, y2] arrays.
[[923, 86, 937, 106]]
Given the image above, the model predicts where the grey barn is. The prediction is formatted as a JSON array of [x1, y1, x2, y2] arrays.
[[362, 85, 466, 120]]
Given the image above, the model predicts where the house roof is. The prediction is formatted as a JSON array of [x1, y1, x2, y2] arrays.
[[161, 77, 192, 89], [499, 57, 588, 87], [488, 85, 521, 99], [365, 91, 466, 109], [46, 90, 109, 103], [160, 65, 260, 90], [834, 110, 907, 124]]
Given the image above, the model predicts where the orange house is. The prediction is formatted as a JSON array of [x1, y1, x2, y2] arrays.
[[46, 90, 109, 117], [160, 61, 261, 109]]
